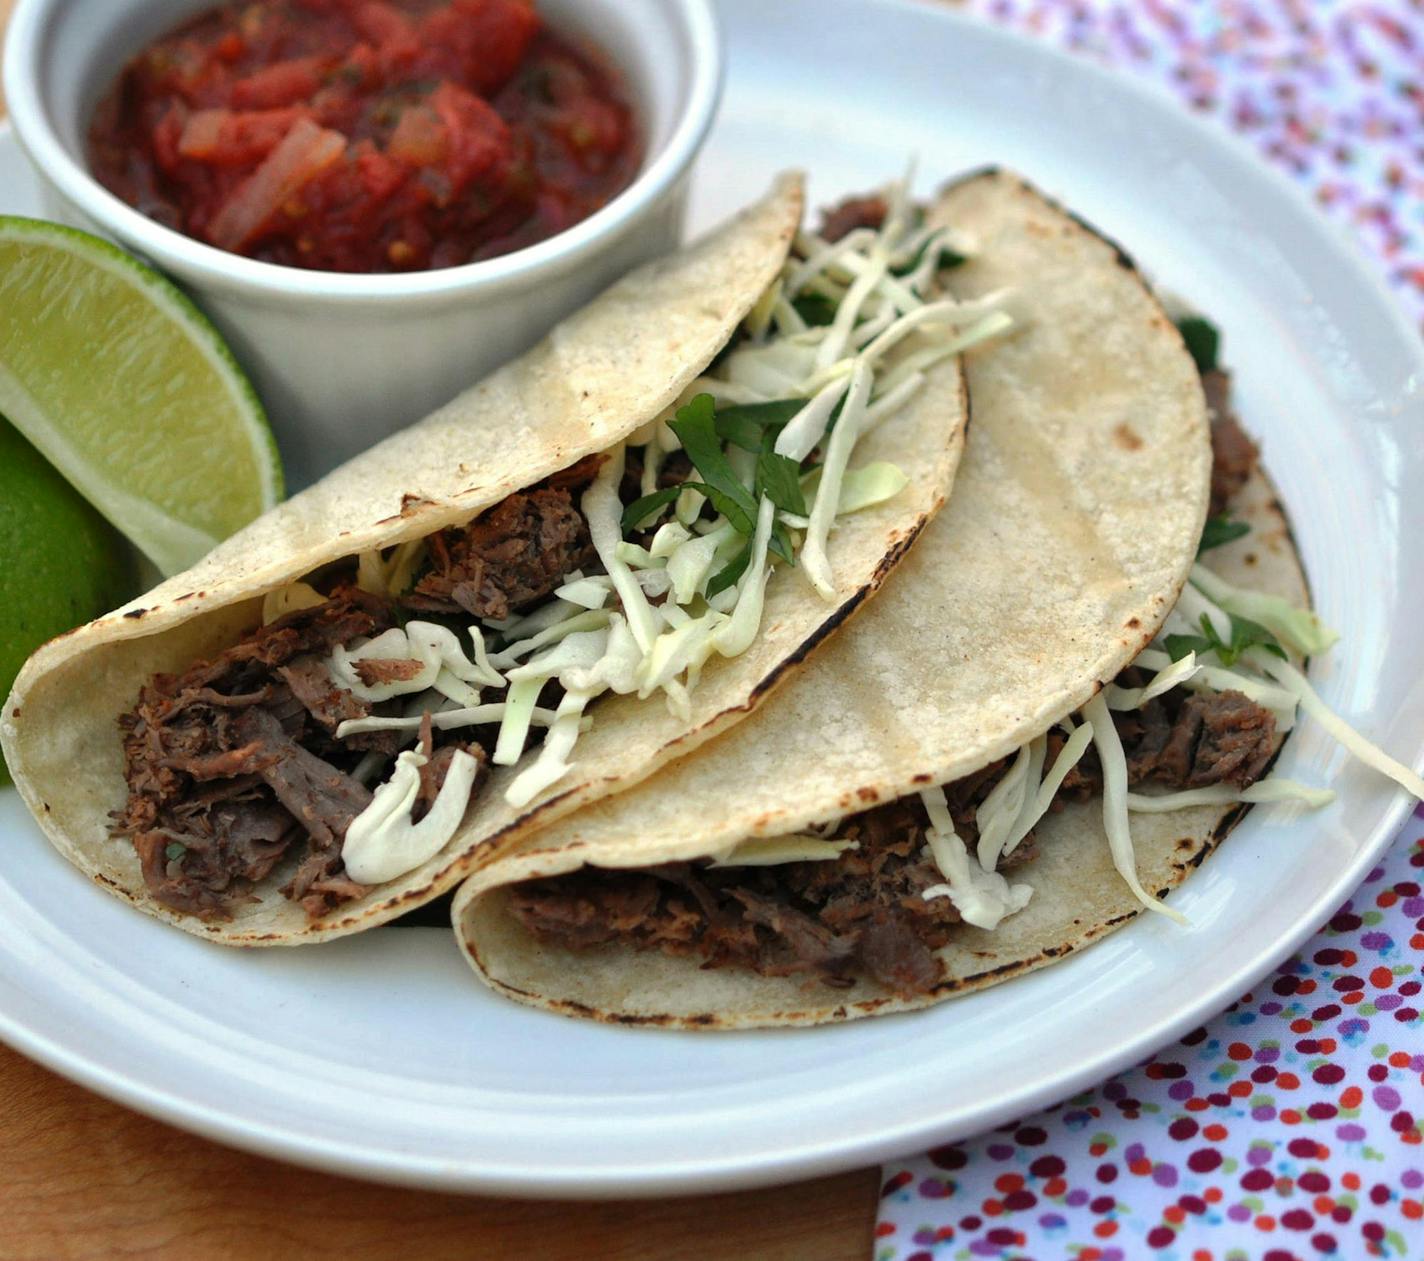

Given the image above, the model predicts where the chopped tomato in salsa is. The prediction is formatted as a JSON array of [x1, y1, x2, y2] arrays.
[[88, 0, 641, 273]]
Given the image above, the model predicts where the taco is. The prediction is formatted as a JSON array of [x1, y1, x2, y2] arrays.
[[453, 169, 1424, 1028], [1, 171, 1004, 944]]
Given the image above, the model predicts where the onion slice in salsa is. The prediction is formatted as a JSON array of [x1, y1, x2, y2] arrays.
[[208, 118, 347, 253]]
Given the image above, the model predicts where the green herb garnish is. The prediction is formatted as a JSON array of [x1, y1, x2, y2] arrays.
[[705, 542, 751, 598], [1166, 612, 1285, 667], [668, 395, 760, 534], [754, 450, 808, 517], [620, 486, 682, 534], [624, 396, 803, 567], [792, 293, 838, 327], [164, 841, 187, 863], [715, 399, 805, 453], [1176, 316, 1220, 374], [1197, 515, 1251, 555]]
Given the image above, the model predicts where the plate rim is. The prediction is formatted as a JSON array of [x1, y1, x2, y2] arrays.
[[1, 0, 1422, 1197]]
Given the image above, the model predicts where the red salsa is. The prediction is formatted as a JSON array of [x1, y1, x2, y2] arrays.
[[88, 0, 641, 272]]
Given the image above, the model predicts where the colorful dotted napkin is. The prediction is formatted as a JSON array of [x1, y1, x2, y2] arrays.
[[964, 0, 1423, 335], [878, 813, 1424, 1259], [877, 3, 1424, 1258]]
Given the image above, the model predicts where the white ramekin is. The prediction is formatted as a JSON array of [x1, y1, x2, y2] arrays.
[[3, 0, 722, 487]]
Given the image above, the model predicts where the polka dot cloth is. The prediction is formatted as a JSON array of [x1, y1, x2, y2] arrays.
[[963, 0, 1424, 334], [876, 809, 1424, 1259]]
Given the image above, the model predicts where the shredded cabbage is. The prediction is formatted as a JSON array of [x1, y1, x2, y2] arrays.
[[330, 626, 440, 702], [1245, 649, 1424, 799], [1083, 694, 1187, 923], [713, 496, 777, 656], [919, 786, 1034, 929], [488, 609, 612, 669], [792, 462, 909, 527], [492, 676, 547, 767], [973, 739, 1037, 870], [583, 446, 660, 654], [800, 359, 872, 600], [505, 689, 594, 808], [341, 747, 480, 884], [555, 576, 611, 609], [335, 704, 560, 739], [1127, 780, 1337, 812], [773, 376, 851, 463], [1106, 651, 1199, 710], [711, 835, 859, 866]]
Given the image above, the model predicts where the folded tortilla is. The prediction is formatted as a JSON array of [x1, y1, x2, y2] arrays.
[[453, 169, 1263, 1027], [1, 172, 968, 944]]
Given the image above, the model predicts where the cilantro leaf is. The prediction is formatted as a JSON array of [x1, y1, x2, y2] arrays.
[[621, 486, 681, 534], [1176, 316, 1220, 374], [792, 293, 838, 327], [689, 481, 759, 535], [1166, 611, 1286, 667], [1221, 614, 1287, 664], [668, 395, 759, 534], [1165, 633, 1211, 663], [1197, 515, 1251, 555], [755, 450, 808, 516], [769, 521, 795, 566], [715, 399, 806, 452], [705, 543, 751, 598], [1194, 612, 1286, 666]]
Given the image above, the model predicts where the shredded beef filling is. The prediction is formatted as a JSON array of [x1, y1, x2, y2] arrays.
[[1204, 368, 1260, 516], [509, 682, 1279, 999], [818, 194, 888, 242], [113, 590, 394, 919], [507, 774, 1036, 998], [1059, 687, 1276, 800], [115, 456, 615, 922], [508, 801, 955, 994], [406, 457, 604, 620]]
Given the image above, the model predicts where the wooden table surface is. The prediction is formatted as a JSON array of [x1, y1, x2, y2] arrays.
[[0, 1, 882, 1255]]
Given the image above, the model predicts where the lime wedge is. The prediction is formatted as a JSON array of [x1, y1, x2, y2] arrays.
[[0, 419, 137, 782], [0, 216, 282, 576]]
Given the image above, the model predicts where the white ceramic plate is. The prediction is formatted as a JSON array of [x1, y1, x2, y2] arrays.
[[2, 0, 1421, 1198]]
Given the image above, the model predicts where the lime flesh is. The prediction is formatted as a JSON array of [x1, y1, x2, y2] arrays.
[[0, 216, 282, 576]]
